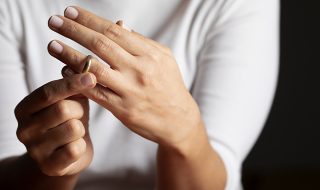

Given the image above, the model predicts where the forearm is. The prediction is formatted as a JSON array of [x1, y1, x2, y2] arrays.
[[156, 123, 226, 190], [0, 153, 79, 190]]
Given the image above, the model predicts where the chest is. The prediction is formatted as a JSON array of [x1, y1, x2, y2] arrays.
[[23, 0, 200, 91]]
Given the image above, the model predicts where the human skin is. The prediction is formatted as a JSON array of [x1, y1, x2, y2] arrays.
[[0, 6, 226, 190], [0, 73, 97, 189], [48, 6, 226, 190], [14, 73, 96, 176]]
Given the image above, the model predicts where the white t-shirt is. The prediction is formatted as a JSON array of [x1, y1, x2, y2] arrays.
[[0, 0, 279, 189]]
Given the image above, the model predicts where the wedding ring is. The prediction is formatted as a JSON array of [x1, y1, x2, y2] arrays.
[[82, 55, 93, 73]]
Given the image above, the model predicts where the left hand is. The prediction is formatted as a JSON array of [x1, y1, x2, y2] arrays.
[[47, 6, 204, 150]]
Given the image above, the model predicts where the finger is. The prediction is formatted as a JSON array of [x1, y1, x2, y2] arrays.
[[16, 117, 38, 145], [48, 40, 127, 95], [115, 20, 132, 32], [31, 100, 85, 131], [84, 83, 123, 113], [16, 100, 84, 144], [38, 119, 85, 155], [48, 15, 134, 70], [114, 20, 171, 54], [130, 30, 172, 55], [62, 67, 123, 112], [44, 138, 86, 176], [15, 73, 96, 119], [114, 20, 172, 56], [64, 6, 154, 55]]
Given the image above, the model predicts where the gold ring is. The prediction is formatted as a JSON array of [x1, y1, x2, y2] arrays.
[[82, 55, 93, 73]]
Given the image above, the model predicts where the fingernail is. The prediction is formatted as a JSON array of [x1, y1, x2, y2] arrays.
[[81, 74, 95, 87], [49, 41, 63, 54], [64, 7, 78, 20], [63, 67, 75, 77], [116, 20, 124, 26], [49, 16, 63, 28], [116, 20, 132, 32]]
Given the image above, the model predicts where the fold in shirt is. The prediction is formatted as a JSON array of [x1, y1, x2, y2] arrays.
[[0, 0, 279, 189]]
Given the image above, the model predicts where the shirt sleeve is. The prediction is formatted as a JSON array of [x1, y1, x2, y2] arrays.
[[191, 0, 279, 189], [0, 0, 27, 160]]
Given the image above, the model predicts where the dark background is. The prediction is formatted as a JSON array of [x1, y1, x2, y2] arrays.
[[242, 1, 320, 190]]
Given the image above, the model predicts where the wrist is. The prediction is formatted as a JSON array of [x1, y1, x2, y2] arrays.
[[158, 119, 210, 160]]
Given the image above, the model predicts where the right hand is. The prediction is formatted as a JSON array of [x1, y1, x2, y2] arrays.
[[14, 73, 96, 176]]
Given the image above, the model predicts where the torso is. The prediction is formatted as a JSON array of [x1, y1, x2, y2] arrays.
[[12, 0, 219, 189]]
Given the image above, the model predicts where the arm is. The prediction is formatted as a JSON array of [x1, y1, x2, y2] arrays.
[[158, 0, 280, 189], [182, 0, 280, 189], [47, 6, 225, 190], [46, 1, 279, 188], [0, 2, 96, 189], [156, 122, 226, 190], [0, 73, 96, 190]]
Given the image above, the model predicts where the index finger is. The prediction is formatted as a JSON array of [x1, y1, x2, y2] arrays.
[[64, 6, 153, 56], [48, 15, 133, 71], [15, 73, 96, 119]]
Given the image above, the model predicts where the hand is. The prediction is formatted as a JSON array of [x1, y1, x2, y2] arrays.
[[47, 6, 204, 152], [15, 73, 96, 176]]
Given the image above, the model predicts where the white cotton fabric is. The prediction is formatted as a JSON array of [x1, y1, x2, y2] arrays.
[[0, 0, 279, 189]]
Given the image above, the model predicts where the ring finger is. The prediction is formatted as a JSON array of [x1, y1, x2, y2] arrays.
[[36, 119, 85, 157], [48, 40, 127, 95], [48, 15, 135, 71]]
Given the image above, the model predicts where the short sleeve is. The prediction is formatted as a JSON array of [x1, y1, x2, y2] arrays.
[[0, 0, 27, 159], [191, 0, 279, 189]]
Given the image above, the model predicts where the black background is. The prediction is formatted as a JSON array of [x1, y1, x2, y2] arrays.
[[242, 1, 320, 189]]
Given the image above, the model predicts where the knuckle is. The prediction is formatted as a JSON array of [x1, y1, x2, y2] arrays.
[[39, 84, 54, 103], [98, 88, 110, 102], [103, 24, 122, 38], [122, 108, 140, 126], [81, 14, 90, 24], [16, 127, 28, 143], [148, 52, 162, 63], [92, 87, 118, 106], [65, 78, 78, 92], [132, 62, 145, 75], [92, 37, 112, 52], [92, 87, 106, 102], [28, 146, 41, 161], [63, 50, 81, 68], [64, 23, 78, 36], [82, 14, 94, 27], [65, 146, 79, 160], [133, 64, 154, 87], [65, 140, 85, 160], [94, 66, 110, 81], [54, 101, 70, 119], [71, 52, 81, 65], [137, 72, 152, 86], [65, 120, 84, 138]]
